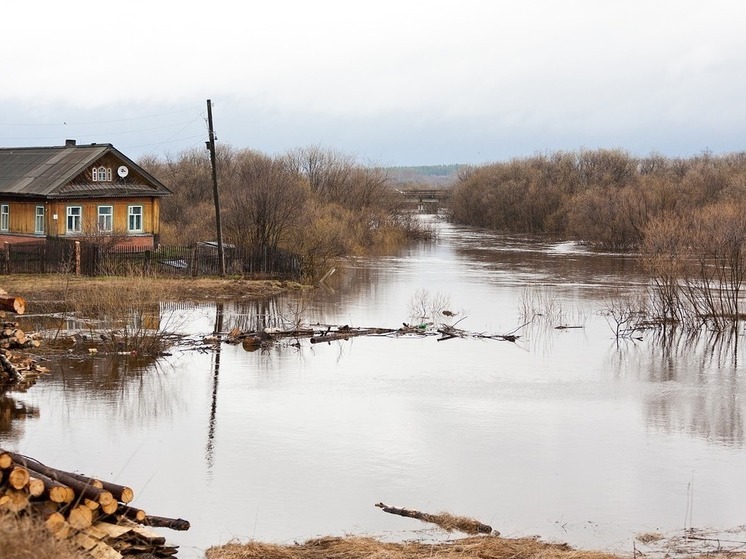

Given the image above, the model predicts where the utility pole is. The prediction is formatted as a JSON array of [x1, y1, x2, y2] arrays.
[[206, 99, 225, 276]]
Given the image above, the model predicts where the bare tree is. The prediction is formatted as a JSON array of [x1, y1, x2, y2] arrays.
[[223, 150, 309, 251]]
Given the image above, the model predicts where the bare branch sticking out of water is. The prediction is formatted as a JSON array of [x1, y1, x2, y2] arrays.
[[375, 502, 496, 535]]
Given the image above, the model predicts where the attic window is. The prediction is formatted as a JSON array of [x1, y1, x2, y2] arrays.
[[92, 166, 112, 182]]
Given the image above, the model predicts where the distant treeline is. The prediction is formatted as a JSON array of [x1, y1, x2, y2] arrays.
[[450, 148, 746, 249], [386, 164, 463, 188], [386, 164, 464, 178]]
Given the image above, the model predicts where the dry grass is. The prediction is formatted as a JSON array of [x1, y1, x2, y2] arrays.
[[0, 274, 309, 311], [205, 535, 620, 559], [0, 512, 84, 559]]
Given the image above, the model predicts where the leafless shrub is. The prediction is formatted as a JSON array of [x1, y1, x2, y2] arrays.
[[408, 289, 452, 324], [642, 201, 746, 331], [601, 291, 647, 339]]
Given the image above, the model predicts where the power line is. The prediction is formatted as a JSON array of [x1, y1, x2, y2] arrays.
[[0, 118, 205, 142], [0, 108, 200, 127]]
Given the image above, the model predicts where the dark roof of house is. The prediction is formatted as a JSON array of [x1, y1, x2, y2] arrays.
[[0, 143, 171, 199]]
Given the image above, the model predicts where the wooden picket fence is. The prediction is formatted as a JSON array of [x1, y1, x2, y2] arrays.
[[1, 239, 303, 279]]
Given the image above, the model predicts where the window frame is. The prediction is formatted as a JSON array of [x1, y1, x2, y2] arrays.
[[66, 206, 82, 234], [0, 204, 8, 232], [92, 166, 112, 182], [35, 206, 44, 234], [128, 205, 143, 232], [97, 205, 113, 232]]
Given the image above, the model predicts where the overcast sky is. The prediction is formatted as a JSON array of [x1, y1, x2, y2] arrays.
[[2, 0, 745, 166]]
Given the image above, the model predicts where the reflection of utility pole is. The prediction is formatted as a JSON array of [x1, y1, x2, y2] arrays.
[[206, 99, 225, 276], [205, 302, 224, 476]]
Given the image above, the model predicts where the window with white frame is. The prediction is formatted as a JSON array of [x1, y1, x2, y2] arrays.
[[0, 205, 8, 231], [98, 206, 113, 232], [35, 206, 44, 234], [92, 166, 112, 182], [128, 205, 142, 232], [67, 206, 82, 233]]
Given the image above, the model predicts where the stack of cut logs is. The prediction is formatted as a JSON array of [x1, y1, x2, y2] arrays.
[[0, 321, 42, 350], [0, 449, 189, 558], [0, 333, 49, 391]]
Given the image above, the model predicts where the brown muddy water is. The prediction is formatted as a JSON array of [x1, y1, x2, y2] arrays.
[[3, 216, 746, 558]]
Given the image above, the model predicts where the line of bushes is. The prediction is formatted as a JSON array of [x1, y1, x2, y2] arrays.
[[450, 148, 746, 249], [450, 148, 746, 329]]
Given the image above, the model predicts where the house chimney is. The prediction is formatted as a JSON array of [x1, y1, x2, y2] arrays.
[[65, 139, 76, 147]]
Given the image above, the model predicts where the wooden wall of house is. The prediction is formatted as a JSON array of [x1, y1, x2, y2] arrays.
[[0, 198, 161, 237]]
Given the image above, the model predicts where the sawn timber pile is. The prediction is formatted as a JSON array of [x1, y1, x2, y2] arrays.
[[0, 449, 189, 558]]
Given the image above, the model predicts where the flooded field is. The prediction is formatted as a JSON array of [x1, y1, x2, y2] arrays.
[[3, 217, 746, 558]]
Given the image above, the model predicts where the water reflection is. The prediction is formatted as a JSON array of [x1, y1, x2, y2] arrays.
[[48, 355, 179, 424], [206, 303, 223, 475], [0, 394, 38, 437], [608, 327, 745, 446]]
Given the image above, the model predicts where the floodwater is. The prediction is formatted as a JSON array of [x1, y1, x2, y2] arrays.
[[4, 216, 746, 558]]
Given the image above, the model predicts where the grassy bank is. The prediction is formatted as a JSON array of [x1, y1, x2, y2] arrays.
[[0, 274, 309, 311]]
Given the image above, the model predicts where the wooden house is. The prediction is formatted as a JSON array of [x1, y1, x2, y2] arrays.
[[0, 140, 171, 249]]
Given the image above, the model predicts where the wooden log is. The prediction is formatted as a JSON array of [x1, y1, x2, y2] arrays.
[[68, 472, 135, 504], [94, 479, 133, 503], [84, 498, 101, 511], [100, 499, 118, 515], [2, 450, 112, 505], [46, 511, 71, 539], [26, 476, 45, 497], [0, 452, 11, 469], [67, 504, 94, 530], [0, 297, 25, 315], [8, 465, 30, 489], [143, 514, 191, 531], [117, 504, 146, 522], [9, 329, 26, 346], [310, 327, 395, 344], [1, 488, 30, 512], [33, 471, 75, 503], [375, 502, 494, 535], [64, 470, 104, 489]]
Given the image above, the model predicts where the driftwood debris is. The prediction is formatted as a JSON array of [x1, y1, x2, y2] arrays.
[[375, 502, 495, 535], [224, 322, 521, 349], [0, 449, 189, 558], [310, 326, 396, 344]]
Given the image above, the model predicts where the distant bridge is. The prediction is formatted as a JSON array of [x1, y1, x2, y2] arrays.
[[397, 188, 452, 213]]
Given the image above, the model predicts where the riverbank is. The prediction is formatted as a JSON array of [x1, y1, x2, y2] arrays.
[[0, 274, 311, 311], [0, 513, 623, 559], [205, 535, 620, 559]]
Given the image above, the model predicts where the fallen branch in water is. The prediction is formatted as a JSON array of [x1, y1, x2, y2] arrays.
[[226, 322, 525, 348], [375, 502, 496, 535]]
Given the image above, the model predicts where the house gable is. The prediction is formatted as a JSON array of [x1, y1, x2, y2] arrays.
[[54, 151, 171, 199], [0, 142, 171, 200]]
